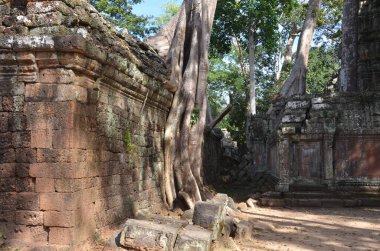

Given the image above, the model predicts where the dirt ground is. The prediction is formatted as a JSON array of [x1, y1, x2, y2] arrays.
[[92, 206, 380, 251], [236, 207, 380, 251]]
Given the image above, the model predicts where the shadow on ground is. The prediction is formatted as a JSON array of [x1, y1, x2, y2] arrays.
[[238, 207, 380, 251]]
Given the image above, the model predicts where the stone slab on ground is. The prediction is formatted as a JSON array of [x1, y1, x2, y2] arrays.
[[193, 193, 228, 240], [193, 202, 225, 240], [119, 219, 180, 251], [174, 225, 213, 251]]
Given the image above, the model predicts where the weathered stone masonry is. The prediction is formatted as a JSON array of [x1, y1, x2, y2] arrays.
[[248, 0, 380, 192], [0, 0, 172, 248]]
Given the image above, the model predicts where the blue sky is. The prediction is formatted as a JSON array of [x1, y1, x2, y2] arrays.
[[133, 0, 182, 17]]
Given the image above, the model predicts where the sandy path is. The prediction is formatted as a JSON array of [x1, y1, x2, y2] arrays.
[[237, 207, 380, 251]]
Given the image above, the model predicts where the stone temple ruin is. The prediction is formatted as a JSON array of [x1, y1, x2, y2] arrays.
[[248, 0, 380, 194], [0, 0, 380, 249]]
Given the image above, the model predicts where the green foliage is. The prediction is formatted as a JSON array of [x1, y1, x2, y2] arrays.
[[191, 106, 200, 127], [211, 0, 296, 56], [89, 0, 154, 37], [208, 51, 247, 144], [153, 1, 180, 30], [306, 46, 340, 94], [123, 127, 135, 153]]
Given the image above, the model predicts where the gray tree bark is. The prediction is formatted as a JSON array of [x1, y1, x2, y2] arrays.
[[340, 0, 358, 92], [280, 0, 322, 97], [248, 25, 256, 115], [147, 0, 217, 209]]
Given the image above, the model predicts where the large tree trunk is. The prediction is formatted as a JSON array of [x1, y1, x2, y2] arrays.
[[340, 0, 358, 92], [248, 25, 256, 116], [276, 24, 300, 81], [147, 0, 217, 209], [279, 0, 322, 97]]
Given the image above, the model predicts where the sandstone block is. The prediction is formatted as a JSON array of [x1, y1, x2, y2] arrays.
[[192, 201, 226, 240], [0, 163, 15, 177], [30, 163, 76, 178], [0, 148, 16, 163], [39, 68, 75, 84], [0, 210, 15, 223], [0, 177, 16, 192], [35, 178, 55, 193], [25, 83, 57, 101], [0, 132, 12, 149], [15, 210, 43, 226], [15, 148, 36, 163], [8, 113, 26, 131], [0, 192, 16, 210], [234, 221, 253, 240], [27, 1, 71, 15], [12, 131, 31, 148], [174, 225, 212, 251], [17, 192, 39, 210], [120, 219, 180, 251], [16, 177, 35, 192], [15, 163, 30, 177], [40, 193, 76, 211], [44, 211, 75, 227], [31, 129, 53, 148], [12, 225, 48, 243], [49, 227, 74, 245], [0, 112, 9, 132]]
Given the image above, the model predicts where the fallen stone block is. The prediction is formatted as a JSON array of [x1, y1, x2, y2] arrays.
[[222, 216, 237, 238], [174, 225, 212, 251], [119, 219, 180, 251], [234, 220, 253, 240], [192, 201, 225, 240], [246, 198, 258, 208]]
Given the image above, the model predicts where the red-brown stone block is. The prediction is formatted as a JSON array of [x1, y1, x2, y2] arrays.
[[40, 193, 76, 211], [44, 211, 75, 227], [15, 210, 43, 226], [0, 163, 15, 177], [15, 148, 36, 163], [49, 227, 74, 245], [17, 192, 39, 211], [35, 178, 55, 193], [31, 129, 53, 148]]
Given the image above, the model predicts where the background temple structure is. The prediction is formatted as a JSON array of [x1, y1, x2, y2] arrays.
[[248, 0, 380, 192], [0, 0, 172, 248]]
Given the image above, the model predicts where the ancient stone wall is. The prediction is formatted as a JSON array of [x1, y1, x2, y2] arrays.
[[0, 0, 172, 248], [248, 93, 380, 192]]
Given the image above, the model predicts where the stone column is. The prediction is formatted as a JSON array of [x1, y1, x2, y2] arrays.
[[323, 134, 335, 190], [340, 0, 359, 92], [276, 138, 290, 192]]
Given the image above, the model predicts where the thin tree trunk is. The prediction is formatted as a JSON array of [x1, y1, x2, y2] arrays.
[[248, 25, 256, 115], [234, 35, 248, 79], [207, 103, 233, 129], [283, 24, 300, 69], [147, 0, 217, 209], [280, 0, 322, 97]]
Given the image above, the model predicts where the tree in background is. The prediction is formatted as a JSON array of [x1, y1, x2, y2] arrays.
[[280, 0, 322, 97], [211, 0, 294, 116], [89, 0, 153, 37]]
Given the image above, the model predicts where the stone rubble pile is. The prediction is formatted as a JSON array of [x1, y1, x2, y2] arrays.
[[116, 193, 253, 251]]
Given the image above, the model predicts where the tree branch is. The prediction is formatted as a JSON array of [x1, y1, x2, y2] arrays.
[[206, 103, 234, 130]]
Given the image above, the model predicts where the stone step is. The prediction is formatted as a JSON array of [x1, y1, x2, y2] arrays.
[[289, 184, 329, 192], [259, 198, 380, 207], [283, 191, 380, 199]]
